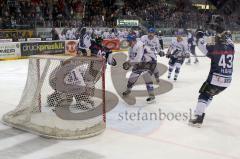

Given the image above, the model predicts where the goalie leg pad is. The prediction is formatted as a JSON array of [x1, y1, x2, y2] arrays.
[[74, 94, 94, 110], [47, 91, 73, 107]]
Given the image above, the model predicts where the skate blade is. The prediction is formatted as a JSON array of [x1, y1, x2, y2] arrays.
[[147, 99, 156, 104], [122, 92, 131, 97], [122, 94, 130, 98], [188, 122, 202, 128]]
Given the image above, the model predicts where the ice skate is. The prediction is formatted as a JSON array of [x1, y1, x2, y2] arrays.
[[146, 95, 155, 103], [185, 59, 191, 65], [194, 59, 199, 64], [122, 89, 131, 97], [189, 113, 205, 128]]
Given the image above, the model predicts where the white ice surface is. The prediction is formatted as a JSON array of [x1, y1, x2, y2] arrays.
[[0, 45, 239, 159]]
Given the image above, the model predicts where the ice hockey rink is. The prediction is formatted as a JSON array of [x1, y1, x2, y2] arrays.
[[0, 44, 239, 159]]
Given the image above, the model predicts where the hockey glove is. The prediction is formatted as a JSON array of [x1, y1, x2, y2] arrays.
[[111, 58, 117, 66], [123, 61, 131, 70], [166, 54, 172, 58], [158, 50, 165, 57]]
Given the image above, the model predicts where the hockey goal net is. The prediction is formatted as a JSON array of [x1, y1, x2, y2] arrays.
[[2, 55, 106, 139]]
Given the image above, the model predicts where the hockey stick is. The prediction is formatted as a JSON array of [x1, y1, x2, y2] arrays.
[[190, 55, 207, 57]]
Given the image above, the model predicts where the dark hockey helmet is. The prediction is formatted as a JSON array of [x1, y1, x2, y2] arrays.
[[195, 30, 205, 40]]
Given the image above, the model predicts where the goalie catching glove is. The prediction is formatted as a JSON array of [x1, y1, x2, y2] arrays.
[[123, 61, 131, 70]]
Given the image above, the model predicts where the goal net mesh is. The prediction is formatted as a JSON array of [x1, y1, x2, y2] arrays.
[[2, 55, 106, 139]]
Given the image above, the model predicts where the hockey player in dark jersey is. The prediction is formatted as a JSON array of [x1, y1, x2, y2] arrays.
[[89, 36, 117, 66], [189, 15, 235, 127], [185, 29, 199, 64]]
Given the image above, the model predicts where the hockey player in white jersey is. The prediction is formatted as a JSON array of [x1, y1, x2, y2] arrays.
[[166, 36, 190, 81], [140, 28, 165, 83], [122, 34, 156, 103], [78, 27, 92, 56], [103, 29, 110, 39], [59, 31, 66, 40], [118, 29, 125, 40], [94, 29, 102, 37]]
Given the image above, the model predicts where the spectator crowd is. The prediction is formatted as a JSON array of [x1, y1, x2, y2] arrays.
[[0, 0, 239, 30]]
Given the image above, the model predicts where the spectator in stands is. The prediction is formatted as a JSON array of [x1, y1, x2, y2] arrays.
[[0, 0, 239, 34], [0, 17, 3, 29], [51, 28, 59, 40], [59, 30, 66, 40]]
